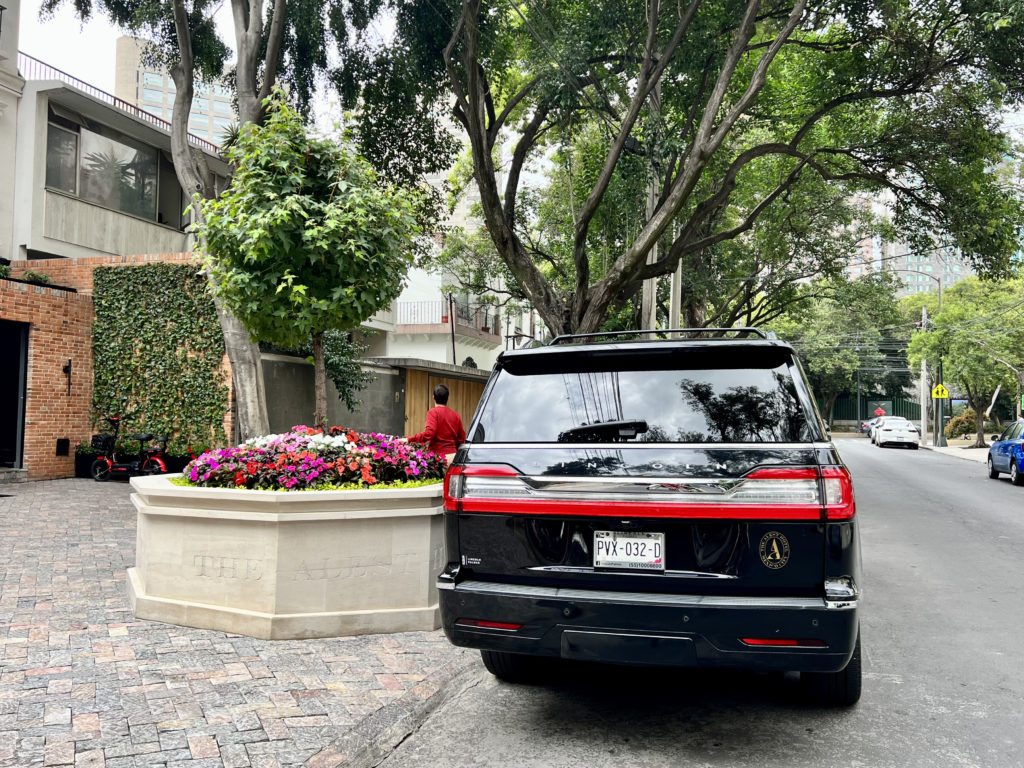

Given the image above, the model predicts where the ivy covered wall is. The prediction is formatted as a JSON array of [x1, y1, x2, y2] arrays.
[[92, 264, 229, 454]]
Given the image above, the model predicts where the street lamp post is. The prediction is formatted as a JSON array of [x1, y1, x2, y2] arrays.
[[897, 269, 945, 446]]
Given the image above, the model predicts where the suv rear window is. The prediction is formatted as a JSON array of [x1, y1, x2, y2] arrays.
[[474, 347, 815, 444]]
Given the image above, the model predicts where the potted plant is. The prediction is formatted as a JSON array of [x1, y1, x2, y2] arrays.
[[74, 441, 99, 478], [128, 425, 449, 640]]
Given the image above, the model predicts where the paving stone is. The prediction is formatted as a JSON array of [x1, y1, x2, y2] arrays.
[[0, 480, 474, 768]]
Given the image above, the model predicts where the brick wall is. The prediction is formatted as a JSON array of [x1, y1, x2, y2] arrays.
[[9, 253, 199, 295], [0, 280, 94, 481], [2, 253, 235, 481]]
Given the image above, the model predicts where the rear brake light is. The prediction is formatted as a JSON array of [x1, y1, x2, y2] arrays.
[[455, 618, 522, 631], [740, 468, 819, 504], [821, 467, 855, 520], [444, 465, 522, 507], [740, 638, 828, 648]]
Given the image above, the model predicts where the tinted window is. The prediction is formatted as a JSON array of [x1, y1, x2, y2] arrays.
[[475, 360, 813, 443], [1011, 423, 1024, 441]]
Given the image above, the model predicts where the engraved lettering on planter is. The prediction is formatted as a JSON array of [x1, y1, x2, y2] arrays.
[[292, 552, 423, 582], [193, 554, 263, 580]]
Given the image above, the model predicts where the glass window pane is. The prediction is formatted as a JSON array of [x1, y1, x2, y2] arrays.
[[213, 116, 232, 129], [46, 124, 79, 194], [78, 128, 157, 220], [142, 88, 164, 104], [213, 99, 232, 115], [194, 97, 209, 111], [143, 72, 163, 86], [475, 351, 811, 443]]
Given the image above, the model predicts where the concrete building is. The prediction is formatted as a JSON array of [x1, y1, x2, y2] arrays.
[[114, 35, 235, 145]]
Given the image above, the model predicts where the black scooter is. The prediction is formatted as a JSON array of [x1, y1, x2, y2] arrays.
[[90, 415, 169, 481]]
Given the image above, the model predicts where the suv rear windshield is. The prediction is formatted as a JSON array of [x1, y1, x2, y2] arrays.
[[473, 347, 815, 444]]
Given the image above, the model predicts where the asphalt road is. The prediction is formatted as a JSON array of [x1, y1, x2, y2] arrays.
[[378, 438, 1024, 768]]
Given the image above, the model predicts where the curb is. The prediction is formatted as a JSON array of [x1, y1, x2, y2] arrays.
[[918, 443, 988, 463], [305, 654, 481, 768]]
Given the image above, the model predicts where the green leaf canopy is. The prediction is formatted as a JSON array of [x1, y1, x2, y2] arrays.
[[196, 94, 423, 349]]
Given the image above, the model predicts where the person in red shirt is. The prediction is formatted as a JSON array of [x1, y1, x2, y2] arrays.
[[402, 384, 466, 462]]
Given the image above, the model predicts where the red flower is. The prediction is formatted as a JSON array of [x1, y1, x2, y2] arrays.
[[234, 471, 247, 486]]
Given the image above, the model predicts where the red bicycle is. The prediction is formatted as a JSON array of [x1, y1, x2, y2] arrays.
[[90, 415, 169, 481]]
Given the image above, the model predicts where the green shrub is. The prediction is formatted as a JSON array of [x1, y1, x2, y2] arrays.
[[945, 407, 978, 439], [21, 270, 50, 284]]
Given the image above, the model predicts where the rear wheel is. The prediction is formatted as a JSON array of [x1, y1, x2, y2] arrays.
[[988, 456, 999, 479], [801, 630, 861, 707], [480, 650, 544, 683], [1011, 460, 1023, 487], [90, 459, 111, 482]]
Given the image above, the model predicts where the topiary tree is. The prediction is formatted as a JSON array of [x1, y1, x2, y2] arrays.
[[194, 93, 423, 429]]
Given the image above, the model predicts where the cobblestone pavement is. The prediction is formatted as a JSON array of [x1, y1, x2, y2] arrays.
[[0, 480, 473, 768]]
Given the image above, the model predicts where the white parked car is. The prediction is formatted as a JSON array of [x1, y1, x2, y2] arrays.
[[872, 416, 920, 448]]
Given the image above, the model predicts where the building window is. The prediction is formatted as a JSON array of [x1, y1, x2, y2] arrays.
[[213, 99, 232, 115], [142, 87, 164, 104], [191, 128, 209, 139], [143, 72, 163, 86], [213, 115, 232, 129], [79, 128, 158, 220], [46, 123, 79, 195], [193, 97, 209, 112]]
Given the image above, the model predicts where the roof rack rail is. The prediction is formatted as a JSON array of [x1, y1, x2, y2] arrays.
[[548, 327, 774, 345]]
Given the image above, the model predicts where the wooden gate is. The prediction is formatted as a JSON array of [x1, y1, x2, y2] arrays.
[[404, 370, 486, 436]]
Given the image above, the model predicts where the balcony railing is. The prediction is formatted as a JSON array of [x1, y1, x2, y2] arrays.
[[397, 300, 499, 334], [18, 52, 221, 155]]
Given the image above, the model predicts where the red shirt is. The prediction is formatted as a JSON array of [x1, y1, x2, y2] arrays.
[[408, 405, 467, 456]]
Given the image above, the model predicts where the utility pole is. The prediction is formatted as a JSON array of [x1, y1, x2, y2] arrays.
[[935, 278, 947, 447], [920, 305, 928, 445]]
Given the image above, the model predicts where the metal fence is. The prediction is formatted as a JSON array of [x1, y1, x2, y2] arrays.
[[18, 52, 221, 155], [396, 300, 499, 334]]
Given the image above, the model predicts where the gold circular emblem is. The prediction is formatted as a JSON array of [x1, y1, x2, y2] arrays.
[[759, 531, 790, 569]]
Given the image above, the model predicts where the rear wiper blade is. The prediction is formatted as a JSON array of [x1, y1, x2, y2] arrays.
[[557, 419, 649, 443]]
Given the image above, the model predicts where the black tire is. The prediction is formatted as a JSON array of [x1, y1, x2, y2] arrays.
[[479, 650, 543, 683], [141, 459, 165, 475], [1011, 460, 1024, 487], [988, 456, 999, 479], [910, 443, 919, 450], [801, 630, 862, 707], [90, 458, 111, 482]]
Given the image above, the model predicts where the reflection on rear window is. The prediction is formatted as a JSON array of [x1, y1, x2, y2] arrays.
[[475, 365, 812, 443]]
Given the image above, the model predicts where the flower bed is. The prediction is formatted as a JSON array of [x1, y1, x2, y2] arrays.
[[127, 426, 449, 640], [184, 425, 447, 490]]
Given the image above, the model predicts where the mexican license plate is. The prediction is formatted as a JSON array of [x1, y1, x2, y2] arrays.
[[594, 531, 665, 571]]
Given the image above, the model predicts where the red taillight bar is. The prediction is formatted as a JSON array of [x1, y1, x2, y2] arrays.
[[740, 638, 828, 647], [446, 464, 856, 521], [454, 618, 523, 631]]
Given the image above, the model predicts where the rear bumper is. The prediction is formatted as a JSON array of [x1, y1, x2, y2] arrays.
[[440, 579, 859, 672]]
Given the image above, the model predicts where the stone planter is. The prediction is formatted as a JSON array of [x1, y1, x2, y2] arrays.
[[127, 474, 445, 640]]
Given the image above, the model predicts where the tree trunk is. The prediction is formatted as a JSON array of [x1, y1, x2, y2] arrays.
[[823, 392, 839, 430], [974, 406, 987, 449], [169, 0, 273, 443], [312, 331, 328, 431]]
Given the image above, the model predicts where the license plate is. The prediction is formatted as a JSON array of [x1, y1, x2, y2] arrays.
[[594, 531, 665, 571]]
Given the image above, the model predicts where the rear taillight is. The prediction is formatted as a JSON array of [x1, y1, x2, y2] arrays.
[[739, 468, 820, 504], [821, 467, 856, 520], [444, 465, 521, 509]]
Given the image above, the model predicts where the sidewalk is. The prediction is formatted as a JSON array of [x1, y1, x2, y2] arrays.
[[919, 439, 988, 463], [0, 479, 475, 768]]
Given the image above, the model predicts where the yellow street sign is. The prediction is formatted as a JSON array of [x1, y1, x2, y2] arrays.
[[931, 383, 949, 399]]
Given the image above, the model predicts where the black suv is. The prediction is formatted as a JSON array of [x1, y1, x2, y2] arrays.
[[438, 329, 861, 706]]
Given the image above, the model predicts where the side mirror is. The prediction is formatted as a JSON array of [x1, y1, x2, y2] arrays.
[[991, 435, 1001, 442]]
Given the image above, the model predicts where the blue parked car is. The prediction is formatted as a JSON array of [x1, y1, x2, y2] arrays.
[[987, 421, 1024, 485]]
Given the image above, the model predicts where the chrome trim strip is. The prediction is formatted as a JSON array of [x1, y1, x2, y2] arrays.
[[527, 566, 737, 579], [447, 579, 846, 609]]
